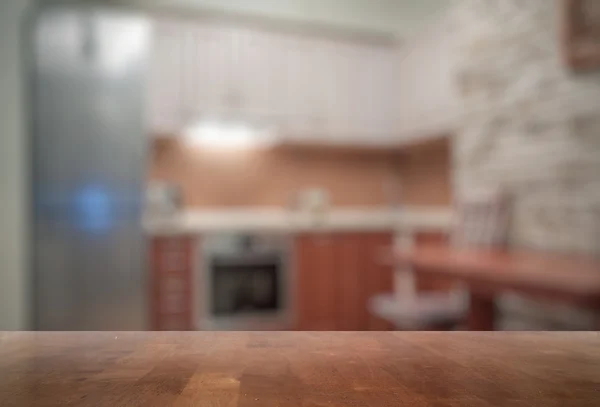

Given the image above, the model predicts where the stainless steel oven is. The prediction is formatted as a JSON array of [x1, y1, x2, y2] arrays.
[[200, 233, 291, 330]]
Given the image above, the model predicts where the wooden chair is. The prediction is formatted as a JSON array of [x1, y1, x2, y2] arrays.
[[370, 189, 510, 330]]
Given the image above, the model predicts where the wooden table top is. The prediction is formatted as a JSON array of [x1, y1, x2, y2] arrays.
[[1, 332, 600, 406], [394, 246, 600, 307]]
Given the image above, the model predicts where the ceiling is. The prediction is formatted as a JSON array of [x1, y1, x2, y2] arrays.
[[120, 0, 452, 38]]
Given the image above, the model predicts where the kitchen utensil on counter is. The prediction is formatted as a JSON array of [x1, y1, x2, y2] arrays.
[[146, 182, 182, 218]]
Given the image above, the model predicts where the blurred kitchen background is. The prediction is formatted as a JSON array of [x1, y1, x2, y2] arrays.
[[2, 0, 600, 331]]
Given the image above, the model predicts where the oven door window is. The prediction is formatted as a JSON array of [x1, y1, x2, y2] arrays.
[[211, 260, 280, 316]]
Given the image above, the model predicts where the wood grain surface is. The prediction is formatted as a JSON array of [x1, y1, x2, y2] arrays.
[[1, 332, 599, 406]]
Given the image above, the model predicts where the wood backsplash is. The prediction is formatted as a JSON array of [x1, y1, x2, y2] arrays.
[[398, 137, 453, 207], [148, 138, 452, 208]]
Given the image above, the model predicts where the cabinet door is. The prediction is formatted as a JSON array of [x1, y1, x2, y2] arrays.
[[336, 232, 395, 331], [303, 37, 329, 138], [361, 46, 395, 143], [186, 23, 255, 123], [207, 24, 237, 119], [237, 27, 274, 123], [347, 43, 370, 141], [282, 35, 315, 140], [183, 22, 212, 122], [150, 236, 196, 331], [375, 48, 398, 142], [346, 44, 396, 145], [320, 40, 353, 141], [148, 19, 185, 134], [295, 232, 394, 331], [267, 33, 290, 130], [335, 233, 368, 330], [295, 234, 338, 330], [363, 233, 394, 331]]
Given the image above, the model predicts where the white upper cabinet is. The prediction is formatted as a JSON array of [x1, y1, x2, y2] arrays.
[[237, 28, 275, 123], [371, 47, 398, 142], [353, 44, 384, 143], [394, 15, 460, 141], [189, 23, 235, 121], [148, 17, 399, 145], [147, 19, 185, 135], [184, 23, 285, 128], [344, 43, 397, 144], [348, 43, 370, 139], [321, 39, 353, 140], [182, 22, 212, 122], [281, 34, 314, 138]]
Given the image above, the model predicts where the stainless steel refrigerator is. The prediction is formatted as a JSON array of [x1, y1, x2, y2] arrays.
[[31, 5, 149, 330]]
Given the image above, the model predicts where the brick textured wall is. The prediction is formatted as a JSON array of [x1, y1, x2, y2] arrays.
[[453, 0, 600, 329]]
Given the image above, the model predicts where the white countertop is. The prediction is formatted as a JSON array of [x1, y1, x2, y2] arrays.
[[144, 207, 454, 236]]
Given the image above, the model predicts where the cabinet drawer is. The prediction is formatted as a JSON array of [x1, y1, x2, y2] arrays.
[[150, 236, 196, 330]]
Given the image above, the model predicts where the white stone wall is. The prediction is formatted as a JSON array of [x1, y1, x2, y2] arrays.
[[453, 0, 600, 329]]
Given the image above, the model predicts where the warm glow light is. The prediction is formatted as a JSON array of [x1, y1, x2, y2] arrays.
[[184, 121, 275, 149]]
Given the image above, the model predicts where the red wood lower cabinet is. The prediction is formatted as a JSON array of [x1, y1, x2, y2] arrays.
[[294, 232, 394, 331], [150, 236, 197, 331], [364, 233, 395, 331]]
